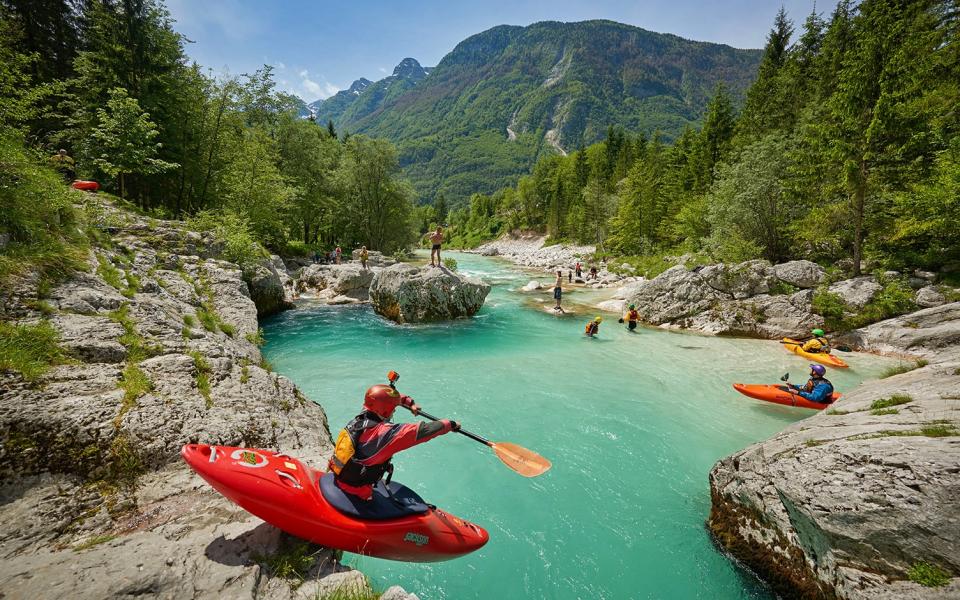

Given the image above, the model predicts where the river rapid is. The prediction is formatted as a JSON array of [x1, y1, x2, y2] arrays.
[[262, 252, 896, 599]]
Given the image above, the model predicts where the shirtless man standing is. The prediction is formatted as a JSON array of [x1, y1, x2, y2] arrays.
[[428, 226, 443, 267]]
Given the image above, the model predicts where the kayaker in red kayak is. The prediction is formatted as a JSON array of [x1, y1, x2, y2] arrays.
[[329, 383, 460, 500], [782, 364, 835, 405]]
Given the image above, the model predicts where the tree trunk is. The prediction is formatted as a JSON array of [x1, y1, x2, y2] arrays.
[[851, 160, 867, 277]]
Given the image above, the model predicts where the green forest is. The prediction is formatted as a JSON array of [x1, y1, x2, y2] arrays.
[[447, 2, 959, 279], [1, 0, 958, 293], [0, 0, 426, 291]]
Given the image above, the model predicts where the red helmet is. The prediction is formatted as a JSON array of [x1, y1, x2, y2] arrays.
[[363, 384, 401, 418]]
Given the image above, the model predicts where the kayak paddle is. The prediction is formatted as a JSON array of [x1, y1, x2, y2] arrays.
[[386, 371, 552, 478], [779, 339, 853, 352]]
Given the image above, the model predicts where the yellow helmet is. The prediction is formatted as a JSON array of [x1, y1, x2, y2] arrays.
[[594, 316, 603, 322]]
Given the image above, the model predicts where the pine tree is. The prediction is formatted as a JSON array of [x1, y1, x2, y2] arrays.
[[692, 83, 736, 192], [434, 192, 448, 224], [737, 7, 794, 141]]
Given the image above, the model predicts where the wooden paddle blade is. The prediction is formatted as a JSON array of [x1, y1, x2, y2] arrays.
[[491, 442, 552, 477]]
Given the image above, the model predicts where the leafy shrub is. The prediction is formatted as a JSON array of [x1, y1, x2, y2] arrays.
[[187, 210, 266, 268], [443, 257, 458, 271], [0, 321, 65, 380], [811, 288, 848, 331]]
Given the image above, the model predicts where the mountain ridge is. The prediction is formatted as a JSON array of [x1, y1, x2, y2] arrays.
[[310, 20, 762, 202]]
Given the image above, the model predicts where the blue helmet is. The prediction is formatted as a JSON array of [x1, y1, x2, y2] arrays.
[[810, 364, 826, 376]]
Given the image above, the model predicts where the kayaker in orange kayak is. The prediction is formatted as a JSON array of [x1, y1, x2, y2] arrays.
[[783, 364, 835, 405], [801, 328, 831, 354], [329, 383, 459, 501]]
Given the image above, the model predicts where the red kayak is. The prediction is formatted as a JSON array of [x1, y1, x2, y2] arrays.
[[181, 444, 488, 562], [71, 180, 99, 191], [732, 383, 841, 410]]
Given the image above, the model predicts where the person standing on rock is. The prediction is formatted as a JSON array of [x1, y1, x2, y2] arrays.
[[553, 270, 565, 312], [335, 245, 342, 264], [425, 226, 444, 267], [784, 364, 835, 404], [360, 246, 369, 270], [575, 262, 582, 279], [329, 384, 459, 501]]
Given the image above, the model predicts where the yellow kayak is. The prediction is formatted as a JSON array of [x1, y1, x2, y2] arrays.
[[782, 338, 849, 368]]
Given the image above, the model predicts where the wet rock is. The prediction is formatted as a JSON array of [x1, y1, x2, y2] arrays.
[[370, 264, 490, 323], [773, 260, 827, 289], [521, 280, 542, 292], [829, 276, 882, 309]]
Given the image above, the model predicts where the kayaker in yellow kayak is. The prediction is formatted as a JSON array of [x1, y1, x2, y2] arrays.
[[801, 329, 831, 354], [782, 364, 835, 405]]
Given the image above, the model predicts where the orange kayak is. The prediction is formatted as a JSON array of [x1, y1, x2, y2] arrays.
[[733, 383, 841, 410], [782, 338, 849, 368]]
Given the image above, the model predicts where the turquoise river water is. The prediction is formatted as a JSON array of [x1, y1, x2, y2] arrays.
[[262, 252, 897, 599]]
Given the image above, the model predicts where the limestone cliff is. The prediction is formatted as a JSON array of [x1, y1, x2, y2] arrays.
[[0, 198, 414, 599]]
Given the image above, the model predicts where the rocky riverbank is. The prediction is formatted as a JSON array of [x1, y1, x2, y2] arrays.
[[709, 303, 960, 599], [0, 198, 415, 599]]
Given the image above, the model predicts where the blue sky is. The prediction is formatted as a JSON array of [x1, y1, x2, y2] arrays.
[[166, 0, 820, 102]]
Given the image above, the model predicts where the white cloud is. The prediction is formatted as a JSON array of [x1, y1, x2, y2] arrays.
[[294, 69, 340, 101], [378, 66, 388, 73], [276, 62, 286, 70]]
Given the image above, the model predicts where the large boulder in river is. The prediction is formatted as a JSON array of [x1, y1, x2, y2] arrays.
[[699, 260, 776, 299], [773, 260, 826, 289], [625, 265, 722, 324], [370, 263, 490, 323], [298, 263, 377, 300]]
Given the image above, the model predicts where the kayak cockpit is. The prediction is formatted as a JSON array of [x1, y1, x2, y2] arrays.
[[319, 473, 431, 520]]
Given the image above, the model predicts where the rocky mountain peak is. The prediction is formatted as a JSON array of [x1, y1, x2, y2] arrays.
[[392, 57, 427, 81], [348, 77, 372, 94]]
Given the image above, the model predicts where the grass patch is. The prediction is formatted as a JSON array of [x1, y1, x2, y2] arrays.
[[107, 433, 143, 486], [181, 326, 191, 340], [107, 303, 160, 362], [241, 364, 250, 383], [96, 253, 124, 290], [919, 423, 958, 438], [254, 540, 317, 584], [826, 409, 851, 415], [908, 562, 951, 587], [219, 322, 236, 337], [0, 320, 66, 381], [871, 408, 899, 416], [73, 534, 116, 552], [183, 314, 197, 328], [188, 350, 213, 408], [119, 363, 152, 403], [246, 328, 265, 346], [260, 356, 273, 373], [196, 305, 219, 333], [880, 360, 929, 378], [122, 271, 139, 298], [443, 257, 458, 271], [870, 394, 912, 411], [804, 439, 825, 447]]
